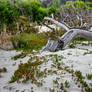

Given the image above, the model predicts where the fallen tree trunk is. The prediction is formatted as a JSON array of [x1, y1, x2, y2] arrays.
[[41, 17, 92, 52]]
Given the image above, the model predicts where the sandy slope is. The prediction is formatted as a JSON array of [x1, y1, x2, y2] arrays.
[[0, 43, 92, 92]]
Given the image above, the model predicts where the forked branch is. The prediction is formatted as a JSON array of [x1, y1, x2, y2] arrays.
[[41, 17, 92, 52]]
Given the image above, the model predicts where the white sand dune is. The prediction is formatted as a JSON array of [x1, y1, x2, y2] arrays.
[[0, 43, 92, 92]]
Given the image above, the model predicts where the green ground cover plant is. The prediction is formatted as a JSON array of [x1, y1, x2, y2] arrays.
[[11, 32, 47, 50], [10, 53, 92, 92], [86, 74, 92, 80]]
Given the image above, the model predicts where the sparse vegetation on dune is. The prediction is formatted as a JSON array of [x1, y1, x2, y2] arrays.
[[9, 53, 92, 92]]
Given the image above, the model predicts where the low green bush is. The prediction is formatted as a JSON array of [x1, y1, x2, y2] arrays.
[[0, 1, 19, 24], [0, 0, 19, 32], [37, 7, 47, 21], [48, 6, 56, 17], [16, 0, 56, 22]]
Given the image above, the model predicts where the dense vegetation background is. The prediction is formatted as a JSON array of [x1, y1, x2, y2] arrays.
[[0, 0, 92, 51], [0, 0, 92, 31]]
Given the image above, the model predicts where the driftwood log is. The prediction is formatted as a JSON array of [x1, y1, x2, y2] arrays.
[[41, 17, 92, 52]]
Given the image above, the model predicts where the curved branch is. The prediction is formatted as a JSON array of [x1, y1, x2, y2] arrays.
[[60, 29, 92, 48], [41, 17, 92, 52], [44, 17, 70, 31]]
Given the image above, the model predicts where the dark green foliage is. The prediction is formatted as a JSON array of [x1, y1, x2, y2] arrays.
[[29, 0, 42, 22], [48, 6, 56, 17], [0, 1, 19, 24], [0, 0, 56, 26], [17, 0, 56, 22], [37, 7, 47, 21], [27, 1, 41, 21], [19, 0, 46, 22]]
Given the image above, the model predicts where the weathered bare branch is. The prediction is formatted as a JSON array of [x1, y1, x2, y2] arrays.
[[41, 17, 92, 52], [44, 17, 70, 31]]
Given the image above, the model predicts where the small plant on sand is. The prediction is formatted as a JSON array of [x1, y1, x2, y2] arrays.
[[69, 43, 76, 48], [75, 70, 83, 80], [9, 55, 49, 87], [67, 53, 72, 55], [12, 52, 26, 60], [86, 74, 92, 80], [0, 67, 7, 73], [83, 51, 92, 55], [53, 78, 59, 87], [64, 80, 70, 88], [31, 87, 34, 92], [49, 88, 55, 92]]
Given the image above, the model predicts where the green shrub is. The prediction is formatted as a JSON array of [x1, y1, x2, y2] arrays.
[[48, 6, 56, 17], [0, 1, 19, 24], [0, 0, 19, 32], [30, 0, 42, 22], [37, 7, 47, 21], [16, 0, 56, 22], [19, 0, 42, 22]]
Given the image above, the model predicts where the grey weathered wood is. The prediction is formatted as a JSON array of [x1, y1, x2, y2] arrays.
[[60, 29, 92, 48], [44, 17, 70, 31], [41, 17, 92, 52], [41, 40, 58, 52]]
